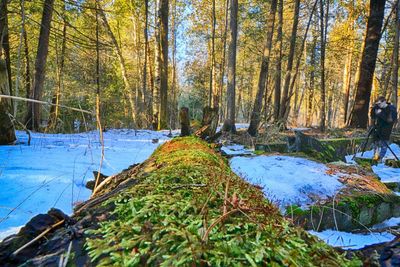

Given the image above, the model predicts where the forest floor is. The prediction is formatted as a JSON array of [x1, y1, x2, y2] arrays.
[[1, 124, 400, 258]]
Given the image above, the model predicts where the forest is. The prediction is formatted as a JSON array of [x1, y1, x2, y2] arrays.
[[1, 0, 400, 266]]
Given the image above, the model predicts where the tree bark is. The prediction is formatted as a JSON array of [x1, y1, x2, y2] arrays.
[[279, 0, 300, 120], [247, 0, 277, 136], [273, 0, 283, 121], [222, 0, 238, 133], [0, 0, 12, 100], [143, 0, 150, 126], [25, 0, 55, 131], [179, 107, 191, 136], [306, 28, 317, 127], [348, 0, 386, 128], [209, 0, 217, 108], [392, 0, 400, 108], [159, 0, 169, 129], [0, 59, 15, 144], [319, 0, 327, 131]]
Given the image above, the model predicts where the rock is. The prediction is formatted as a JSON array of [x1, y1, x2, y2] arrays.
[[0, 208, 69, 265]]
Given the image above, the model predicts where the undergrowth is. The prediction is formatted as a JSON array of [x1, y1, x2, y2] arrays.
[[85, 137, 361, 266]]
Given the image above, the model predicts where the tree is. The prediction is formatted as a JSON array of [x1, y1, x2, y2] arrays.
[[274, 0, 283, 121], [391, 0, 400, 108], [25, 0, 55, 131], [319, 0, 327, 131], [0, 0, 11, 99], [279, 0, 300, 121], [159, 0, 169, 129], [348, 0, 386, 128], [222, 0, 238, 133], [247, 0, 277, 136]]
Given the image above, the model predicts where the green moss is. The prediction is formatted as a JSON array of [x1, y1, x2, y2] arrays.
[[85, 137, 358, 267]]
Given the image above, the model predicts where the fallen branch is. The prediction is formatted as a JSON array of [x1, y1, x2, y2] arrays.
[[0, 95, 94, 115]]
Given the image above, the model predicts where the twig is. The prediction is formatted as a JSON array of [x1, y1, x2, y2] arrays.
[[202, 208, 238, 242], [12, 219, 65, 257]]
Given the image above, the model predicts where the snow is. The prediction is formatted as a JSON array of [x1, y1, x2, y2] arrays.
[[308, 229, 396, 250], [0, 129, 176, 240], [230, 155, 343, 209], [346, 143, 400, 183], [373, 217, 400, 229], [221, 144, 253, 156]]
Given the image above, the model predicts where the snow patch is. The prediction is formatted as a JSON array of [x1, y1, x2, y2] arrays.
[[221, 144, 253, 156], [308, 229, 395, 250], [346, 143, 400, 183], [0, 129, 176, 236], [373, 217, 400, 229], [230, 155, 343, 209]]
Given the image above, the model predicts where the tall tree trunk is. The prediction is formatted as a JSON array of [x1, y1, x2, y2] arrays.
[[274, 0, 283, 121], [348, 0, 386, 128], [0, 0, 12, 100], [23, 24, 31, 104], [247, 0, 277, 136], [25, 0, 55, 131], [319, 0, 327, 131], [48, 1, 67, 131], [219, 0, 229, 121], [283, 0, 318, 122], [392, 0, 400, 108], [0, 59, 15, 144], [159, 0, 169, 129], [279, 0, 300, 121], [209, 0, 217, 108], [143, 0, 150, 126], [306, 28, 317, 127], [222, 0, 238, 133], [99, 7, 136, 124], [153, 0, 161, 121], [171, 0, 178, 129]]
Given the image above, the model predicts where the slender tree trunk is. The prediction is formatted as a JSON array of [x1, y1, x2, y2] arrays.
[[143, 0, 149, 127], [392, 0, 400, 108], [209, 0, 217, 108], [0, 59, 15, 144], [48, 1, 67, 131], [99, 8, 136, 124], [23, 24, 31, 104], [306, 29, 317, 127], [247, 0, 277, 136], [279, 0, 300, 121], [159, 0, 169, 129], [25, 0, 55, 131], [219, 0, 229, 121], [171, 0, 178, 128], [319, 0, 327, 131], [283, 0, 318, 122], [222, 0, 238, 133], [274, 0, 283, 121], [153, 0, 161, 123], [0, 0, 11, 99], [348, 0, 386, 128]]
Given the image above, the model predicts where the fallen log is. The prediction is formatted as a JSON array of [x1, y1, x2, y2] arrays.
[[0, 137, 359, 266]]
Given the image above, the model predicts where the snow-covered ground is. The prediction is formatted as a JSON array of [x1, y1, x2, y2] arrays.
[[230, 155, 343, 209], [308, 230, 395, 250], [0, 129, 176, 239], [221, 144, 253, 156], [346, 143, 400, 183]]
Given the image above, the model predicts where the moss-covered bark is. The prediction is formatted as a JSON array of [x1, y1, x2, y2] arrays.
[[85, 137, 358, 266]]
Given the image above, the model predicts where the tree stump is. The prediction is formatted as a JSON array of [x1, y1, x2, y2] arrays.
[[0, 59, 16, 145], [179, 107, 191, 136], [195, 106, 219, 140]]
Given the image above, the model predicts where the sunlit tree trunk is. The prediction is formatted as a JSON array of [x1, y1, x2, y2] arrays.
[[319, 0, 328, 131], [247, 0, 277, 136], [159, 0, 169, 129], [25, 0, 55, 131], [279, 0, 300, 121], [99, 8, 136, 124], [348, 0, 386, 128], [143, 0, 150, 126], [273, 0, 283, 122], [306, 28, 317, 127], [209, 0, 217, 108], [222, 0, 238, 133]]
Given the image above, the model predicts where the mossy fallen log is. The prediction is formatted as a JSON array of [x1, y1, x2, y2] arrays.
[[0, 137, 359, 266]]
